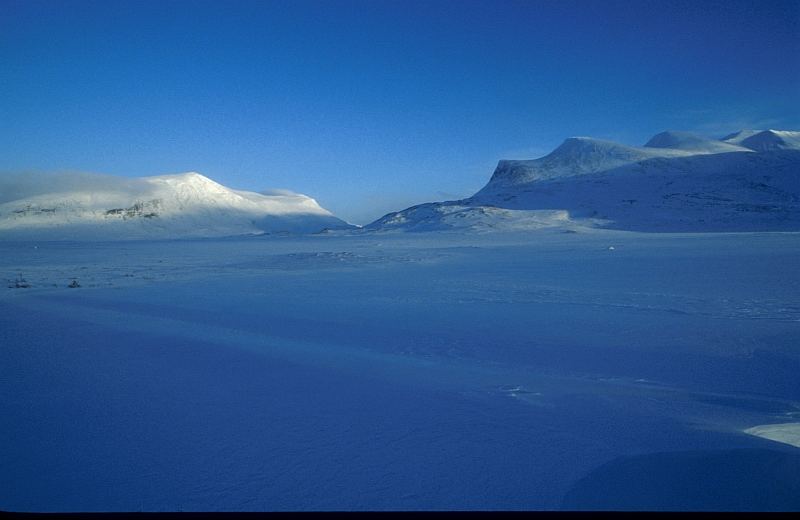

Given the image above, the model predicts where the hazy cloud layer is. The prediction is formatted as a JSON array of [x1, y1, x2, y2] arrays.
[[259, 188, 304, 197], [0, 171, 151, 204]]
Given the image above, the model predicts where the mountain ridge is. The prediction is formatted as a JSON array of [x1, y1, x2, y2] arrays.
[[368, 129, 800, 232], [644, 131, 751, 154]]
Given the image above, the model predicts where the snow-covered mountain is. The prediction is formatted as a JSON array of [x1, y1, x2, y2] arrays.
[[369, 129, 800, 232], [726, 129, 800, 152], [644, 131, 751, 154], [0, 172, 353, 240]]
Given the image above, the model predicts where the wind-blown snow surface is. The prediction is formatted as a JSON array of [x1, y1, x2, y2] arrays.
[[745, 423, 800, 449], [2, 230, 799, 511], [0, 172, 351, 239], [369, 130, 800, 232]]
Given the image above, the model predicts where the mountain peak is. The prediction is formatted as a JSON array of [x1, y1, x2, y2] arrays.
[[554, 136, 626, 151], [544, 136, 660, 167], [738, 130, 800, 152], [481, 137, 663, 188], [645, 131, 749, 153], [721, 129, 761, 143], [148, 171, 220, 186]]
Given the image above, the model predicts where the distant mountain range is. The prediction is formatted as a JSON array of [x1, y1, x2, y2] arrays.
[[0, 172, 352, 240], [368, 129, 800, 232], [2, 129, 798, 239]]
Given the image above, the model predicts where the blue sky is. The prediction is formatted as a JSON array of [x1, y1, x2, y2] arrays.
[[2, 0, 799, 224]]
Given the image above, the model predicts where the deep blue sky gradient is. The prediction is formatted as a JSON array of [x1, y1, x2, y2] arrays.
[[2, 0, 799, 223]]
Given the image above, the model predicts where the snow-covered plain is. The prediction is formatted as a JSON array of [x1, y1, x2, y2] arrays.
[[2, 228, 799, 511]]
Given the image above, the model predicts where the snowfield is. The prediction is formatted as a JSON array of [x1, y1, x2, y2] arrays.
[[2, 128, 799, 511], [2, 228, 799, 511]]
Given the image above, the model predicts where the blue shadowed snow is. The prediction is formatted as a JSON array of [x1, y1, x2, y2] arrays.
[[1, 230, 799, 511]]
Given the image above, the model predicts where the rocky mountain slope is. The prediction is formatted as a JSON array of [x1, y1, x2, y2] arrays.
[[369, 130, 800, 232]]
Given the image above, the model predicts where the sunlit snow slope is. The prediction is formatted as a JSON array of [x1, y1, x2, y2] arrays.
[[369, 130, 800, 232], [0, 172, 352, 239]]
